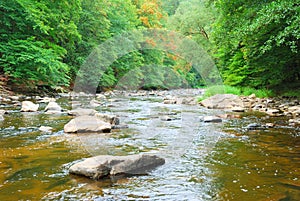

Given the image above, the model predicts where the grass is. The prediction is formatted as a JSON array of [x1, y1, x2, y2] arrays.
[[198, 85, 274, 101]]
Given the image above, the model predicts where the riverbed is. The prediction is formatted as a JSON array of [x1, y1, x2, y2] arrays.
[[0, 90, 299, 200]]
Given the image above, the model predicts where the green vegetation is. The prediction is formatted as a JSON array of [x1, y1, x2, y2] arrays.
[[198, 85, 274, 101], [0, 0, 299, 95]]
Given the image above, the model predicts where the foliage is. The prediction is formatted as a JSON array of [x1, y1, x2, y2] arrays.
[[212, 0, 300, 89], [0, 0, 81, 88], [198, 85, 273, 101]]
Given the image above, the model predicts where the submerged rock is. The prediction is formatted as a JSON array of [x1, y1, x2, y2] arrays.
[[21, 101, 39, 112], [69, 154, 165, 180], [64, 115, 111, 133]]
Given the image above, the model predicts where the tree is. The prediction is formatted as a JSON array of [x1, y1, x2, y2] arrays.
[[0, 0, 81, 89], [212, 0, 300, 89]]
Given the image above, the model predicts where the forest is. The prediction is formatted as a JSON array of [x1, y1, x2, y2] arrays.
[[0, 0, 299, 95]]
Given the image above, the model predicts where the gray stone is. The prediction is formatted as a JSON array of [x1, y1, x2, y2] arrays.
[[68, 109, 97, 116], [0, 109, 6, 115], [163, 99, 177, 104], [160, 116, 173, 121], [203, 116, 222, 123], [64, 115, 111, 133], [289, 118, 300, 126], [39, 126, 53, 132], [45, 102, 62, 114], [200, 94, 244, 109], [112, 124, 129, 129], [69, 154, 165, 180], [246, 123, 264, 130], [231, 107, 245, 112], [38, 97, 56, 103], [21, 101, 39, 112], [10, 96, 19, 101], [95, 113, 120, 125], [266, 109, 282, 116]]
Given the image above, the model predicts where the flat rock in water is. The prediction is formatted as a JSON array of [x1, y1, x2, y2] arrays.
[[68, 109, 97, 116], [200, 94, 244, 109], [69, 154, 165, 180], [39, 126, 53, 132], [21, 101, 39, 112], [203, 116, 222, 123], [64, 115, 111, 133]]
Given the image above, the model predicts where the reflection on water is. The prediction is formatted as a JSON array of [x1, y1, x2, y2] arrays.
[[0, 94, 299, 200]]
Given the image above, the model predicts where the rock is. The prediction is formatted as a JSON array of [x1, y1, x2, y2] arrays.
[[231, 107, 245, 112], [95, 113, 120, 125], [180, 97, 197, 105], [45, 102, 62, 114], [39, 126, 53, 132], [249, 94, 256, 99], [64, 115, 111, 133], [288, 106, 300, 117], [90, 99, 101, 107], [289, 118, 300, 126], [68, 109, 97, 116], [266, 109, 282, 116], [246, 123, 265, 130], [0, 115, 3, 121], [69, 154, 165, 180], [37, 97, 56, 103], [21, 101, 39, 112], [203, 116, 222, 123], [163, 99, 177, 104], [0, 109, 7, 115], [160, 116, 173, 121], [10, 96, 19, 101], [200, 94, 244, 109], [96, 94, 106, 100], [265, 123, 275, 128], [112, 124, 129, 129]]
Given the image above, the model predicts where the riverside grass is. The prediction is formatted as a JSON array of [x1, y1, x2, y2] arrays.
[[198, 85, 274, 101]]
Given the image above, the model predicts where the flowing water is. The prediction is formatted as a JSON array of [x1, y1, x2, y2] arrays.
[[0, 90, 299, 201]]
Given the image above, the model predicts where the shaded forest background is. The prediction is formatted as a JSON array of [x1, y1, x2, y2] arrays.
[[0, 0, 299, 95]]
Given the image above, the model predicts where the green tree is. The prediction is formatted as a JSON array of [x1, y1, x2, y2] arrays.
[[0, 0, 81, 88], [212, 0, 300, 89]]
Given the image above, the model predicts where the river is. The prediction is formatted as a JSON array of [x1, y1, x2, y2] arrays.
[[0, 90, 299, 200]]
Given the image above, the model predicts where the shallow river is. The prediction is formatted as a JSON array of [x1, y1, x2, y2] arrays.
[[0, 90, 299, 200]]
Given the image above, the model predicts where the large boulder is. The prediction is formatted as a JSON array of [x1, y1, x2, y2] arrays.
[[21, 101, 39, 112], [68, 109, 97, 116], [200, 94, 244, 109], [64, 115, 111, 133], [69, 154, 165, 180], [45, 101, 62, 114]]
